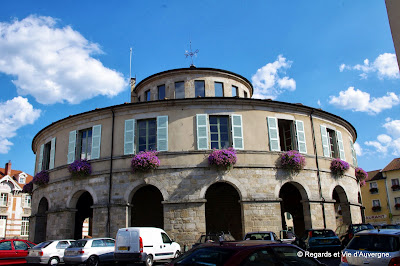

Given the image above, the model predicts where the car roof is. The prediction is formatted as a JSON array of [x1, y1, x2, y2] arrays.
[[75, 238, 115, 241], [245, 231, 274, 234], [196, 240, 291, 250], [356, 229, 400, 236]]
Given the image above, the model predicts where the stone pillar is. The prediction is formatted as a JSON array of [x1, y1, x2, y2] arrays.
[[350, 203, 363, 224], [307, 202, 325, 229], [91, 205, 108, 238], [46, 209, 76, 240], [242, 200, 282, 235], [110, 204, 130, 238], [323, 201, 337, 230]]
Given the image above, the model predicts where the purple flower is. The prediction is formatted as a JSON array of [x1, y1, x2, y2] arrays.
[[208, 148, 237, 169], [355, 167, 368, 181], [22, 181, 33, 194], [131, 151, 160, 173], [32, 171, 49, 186], [330, 158, 350, 176], [280, 150, 306, 174], [68, 159, 92, 177]]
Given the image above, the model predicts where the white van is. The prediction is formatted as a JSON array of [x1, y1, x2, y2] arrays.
[[114, 227, 181, 266]]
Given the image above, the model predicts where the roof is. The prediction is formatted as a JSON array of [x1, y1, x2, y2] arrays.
[[366, 170, 384, 182], [356, 229, 400, 236], [382, 158, 400, 172], [0, 168, 33, 187]]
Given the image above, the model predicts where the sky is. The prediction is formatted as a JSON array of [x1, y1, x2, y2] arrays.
[[0, 0, 399, 175]]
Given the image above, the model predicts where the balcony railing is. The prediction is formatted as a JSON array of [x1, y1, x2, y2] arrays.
[[369, 187, 379, 194], [372, 206, 382, 212], [392, 185, 400, 191]]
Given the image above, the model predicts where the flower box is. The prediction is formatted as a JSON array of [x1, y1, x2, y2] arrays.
[[131, 151, 160, 173], [369, 187, 378, 194], [359, 180, 366, 187], [392, 184, 400, 191], [208, 148, 237, 170], [68, 159, 92, 177], [330, 158, 349, 177], [372, 206, 381, 212], [395, 203, 400, 210], [280, 150, 306, 174], [32, 171, 49, 186], [22, 182, 33, 194], [355, 167, 368, 182]]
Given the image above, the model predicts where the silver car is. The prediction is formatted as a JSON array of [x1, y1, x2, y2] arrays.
[[244, 231, 280, 241], [63, 238, 115, 266], [340, 229, 400, 266], [26, 239, 75, 266]]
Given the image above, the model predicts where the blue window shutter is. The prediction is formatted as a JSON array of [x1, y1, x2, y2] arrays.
[[196, 114, 209, 150], [157, 116, 168, 151], [349, 137, 358, 167], [267, 117, 280, 151], [231, 114, 244, 150], [124, 119, 135, 155], [295, 120, 307, 154], [320, 126, 330, 157], [91, 125, 102, 159], [68, 130, 77, 164], [49, 137, 56, 169], [336, 130, 346, 161], [38, 144, 44, 172]]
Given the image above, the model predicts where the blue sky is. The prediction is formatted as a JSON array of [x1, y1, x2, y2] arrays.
[[0, 0, 399, 175]]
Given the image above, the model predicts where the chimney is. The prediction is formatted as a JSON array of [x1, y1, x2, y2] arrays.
[[5, 160, 11, 176], [130, 77, 138, 103]]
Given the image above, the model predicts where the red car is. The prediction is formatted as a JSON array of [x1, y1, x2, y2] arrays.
[[0, 239, 36, 265]]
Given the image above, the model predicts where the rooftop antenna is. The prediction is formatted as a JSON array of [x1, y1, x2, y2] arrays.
[[185, 41, 199, 67]]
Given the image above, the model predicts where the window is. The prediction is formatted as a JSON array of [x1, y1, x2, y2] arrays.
[[78, 128, 92, 160], [145, 90, 151, 101], [175, 81, 185, 98], [242, 249, 277, 265], [158, 85, 165, 100], [38, 138, 56, 172], [320, 126, 345, 160], [0, 241, 11, 250], [0, 193, 7, 207], [56, 241, 71, 249], [138, 96, 141, 102], [349, 138, 358, 166], [244, 91, 248, 98], [267, 118, 307, 153], [395, 197, 400, 204], [18, 175, 26, 184], [14, 240, 28, 250], [214, 82, 223, 97], [137, 119, 157, 152], [21, 217, 29, 236], [23, 195, 31, 208], [232, 85, 238, 97], [68, 125, 101, 164], [195, 80, 205, 97], [209, 116, 230, 149], [327, 129, 337, 158], [92, 240, 104, 247], [372, 200, 381, 207], [161, 233, 172, 243], [392, 179, 399, 186], [370, 182, 378, 189], [0, 216, 6, 238]]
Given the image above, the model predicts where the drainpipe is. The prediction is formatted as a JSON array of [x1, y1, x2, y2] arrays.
[[310, 109, 327, 229], [107, 108, 115, 237]]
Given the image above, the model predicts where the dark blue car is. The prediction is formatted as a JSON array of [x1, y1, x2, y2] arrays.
[[297, 229, 341, 252]]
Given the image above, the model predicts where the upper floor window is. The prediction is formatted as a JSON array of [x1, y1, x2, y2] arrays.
[[195, 80, 205, 98], [320, 126, 345, 160], [175, 81, 185, 99], [392, 179, 399, 186], [23, 195, 31, 208], [395, 197, 400, 205], [137, 119, 157, 152], [267, 117, 307, 154], [214, 82, 224, 97], [145, 90, 151, 102], [372, 199, 380, 207], [68, 125, 102, 164], [349, 138, 358, 167], [369, 182, 378, 194], [158, 85, 165, 100], [0, 193, 8, 207], [78, 128, 92, 160], [232, 85, 238, 97], [209, 116, 230, 149], [18, 175, 26, 184], [244, 91, 248, 98], [37, 138, 56, 172]]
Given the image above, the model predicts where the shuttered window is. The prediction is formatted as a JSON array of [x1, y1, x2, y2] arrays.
[[336, 131, 346, 161], [68, 130, 77, 164], [295, 120, 307, 154], [68, 125, 101, 163], [157, 116, 168, 151], [137, 119, 157, 152], [196, 114, 209, 150], [267, 117, 281, 151], [124, 119, 135, 155], [349, 138, 357, 166], [231, 114, 244, 150], [320, 125, 330, 157]]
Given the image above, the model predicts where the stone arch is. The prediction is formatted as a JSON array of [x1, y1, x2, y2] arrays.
[[73, 191, 94, 239], [125, 179, 169, 203], [332, 185, 351, 227], [279, 181, 311, 237], [34, 197, 49, 243], [66, 187, 98, 209], [204, 181, 243, 240], [200, 176, 245, 200]]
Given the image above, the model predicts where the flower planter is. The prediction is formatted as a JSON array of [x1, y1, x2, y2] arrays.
[[131, 151, 160, 173], [355, 167, 368, 182], [68, 159, 92, 178], [22, 182, 33, 194], [369, 187, 378, 194], [392, 185, 400, 191], [330, 158, 349, 177], [395, 204, 400, 210], [32, 171, 49, 186], [372, 206, 381, 212], [208, 148, 237, 170], [280, 150, 306, 175]]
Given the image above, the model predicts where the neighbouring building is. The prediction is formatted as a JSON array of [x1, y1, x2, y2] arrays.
[[383, 158, 400, 224], [30, 67, 363, 246], [0, 161, 32, 239]]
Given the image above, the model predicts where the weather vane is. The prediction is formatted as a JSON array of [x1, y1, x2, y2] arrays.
[[185, 41, 199, 67]]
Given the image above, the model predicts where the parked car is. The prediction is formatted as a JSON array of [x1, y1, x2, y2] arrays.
[[279, 230, 297, 244], [63, 238, 115, 266], [296, 229, 341, 252], [192, 232, 235, 248], [114, 227, 181, 266], [0, 239, 36, 265], [381, 224, 400, 229], [26, 239, 75, 265], [244, 231, 279, 241], [340, 229, 400, 265], [335, 223, 374, 247], [166, 241, 325, 266]]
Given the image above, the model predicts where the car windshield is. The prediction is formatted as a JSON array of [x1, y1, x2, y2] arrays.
[[347, 235, 400, 252], [271, 246, 320, 266], [69, 240, 87, 248], [245, 233, 272, 240], [174, 247, 235, 265], [34, 241, 53, 249], [384, 225, 400, 229], [311, 230, 335, 237], [352, 224, 374, 233]]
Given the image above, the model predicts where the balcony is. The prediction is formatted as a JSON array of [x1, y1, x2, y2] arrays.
[[395, 204, 400, 210], [369, 187, 379, 194], [392, 184, 400, 191], [372, 206, 382, 212]]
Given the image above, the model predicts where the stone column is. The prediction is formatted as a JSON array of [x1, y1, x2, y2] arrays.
[[323, 201, 337, 230], [46, 209, 76, 240], [350, 203, 363, 224], [109, 204, 130, 238], [91, 205, 108, 238], [306, 201, 325, 229]]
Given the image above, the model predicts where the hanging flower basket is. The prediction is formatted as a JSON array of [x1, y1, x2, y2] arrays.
[[360, 180, 366, 187], [131, 151, 160, 173], [372, 206, 381, 212], [395, 203, 400, 210], [369, 187, 378, 194], [68, 159, 92, 178], [32, 171, 49, 186], [280, 150, 306, 174], [208, 148, 237, 170], [355, 167, 368, 182], [392, 184, 400, 191], [22, 182, 33, 194], [330, 158, 349, 177]]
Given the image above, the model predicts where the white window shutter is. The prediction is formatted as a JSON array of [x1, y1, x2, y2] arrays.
[[349, 137, 358, 167], [38, 144, 44, 172], [336, 130, 346, 161], [231, 114, 244, 150], [68, 130, 77, 164], [196, 114, 209, 150], [320, 125, 330, 157], [49, 137, 56, 169], [124, 119, 135, 155], [267, 117, 280, 151], [295, 120, 307, 154], [91, 125, 102, 159], [157, 116, 168, 151]]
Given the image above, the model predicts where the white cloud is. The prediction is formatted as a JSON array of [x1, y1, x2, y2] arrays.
[[0, 15, 127, 105], [383, 119, 400, 138], [0, 97, 41, 153], [354, 142, 363, 156], [251, 55, 296, 99], [340, 53, 399, 79], [328, 87, 400, 115], [365, 118, 400, 156]]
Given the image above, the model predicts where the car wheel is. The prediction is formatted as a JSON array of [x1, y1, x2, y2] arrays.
[[48, 257, 60, 266], [144, 254, 153, 266], [86, 255, 99, 266], [174, 250, 181, 258]]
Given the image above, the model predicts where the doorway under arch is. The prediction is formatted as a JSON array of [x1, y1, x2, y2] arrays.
[[131, 185, 164, 228], [34, 197, 48, 243], [74, 191, 93, 239], [333, 186, 351, 227], [205, 182, 243, 240]]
